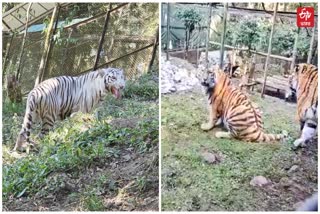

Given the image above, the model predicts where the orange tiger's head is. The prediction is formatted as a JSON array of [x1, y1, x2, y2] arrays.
[[201, 67, 231, 99]]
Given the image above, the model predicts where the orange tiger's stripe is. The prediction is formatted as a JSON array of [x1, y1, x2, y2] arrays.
[[207, 69, 285, 143], [295, 63, 318, 122]]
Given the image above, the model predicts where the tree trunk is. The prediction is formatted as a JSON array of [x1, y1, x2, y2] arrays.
[[6, 74, 22, 103], [219, 3, 228, 69], [2, 33, 14, 78], [16, 3, 32, 81], [261, 3, 278, 98], [34, 4, 60, 87]]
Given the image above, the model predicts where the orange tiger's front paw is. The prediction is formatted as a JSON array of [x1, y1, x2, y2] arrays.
[[201, 122, 214, 131]]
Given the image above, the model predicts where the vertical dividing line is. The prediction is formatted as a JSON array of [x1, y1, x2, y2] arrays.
[[261, 3, 278, 98], [158, 3, 162, 212]]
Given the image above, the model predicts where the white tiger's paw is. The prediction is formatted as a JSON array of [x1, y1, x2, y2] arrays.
[[215, 131, 231, 139], [282, 130, 288, 138], [201, 122, 214, 131], [293, 138, 306, 149]]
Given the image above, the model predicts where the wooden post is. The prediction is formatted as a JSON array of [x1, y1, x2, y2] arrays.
[[261, 3, 278, 98], [93, 3, 112, 71], [307, 25, 316, 64], [148, 28, 159, 72], [290, 27, 300, 72], [16, 3, 32, 81], [205, 3, 212, 71], [219, 3, 228, 69], [166, 3, 171, 61], [34, 4, 60, 87], [44, 4, 61, 79]]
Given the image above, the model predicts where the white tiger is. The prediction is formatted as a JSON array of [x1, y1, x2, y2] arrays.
[[14, 68, 125, 152]]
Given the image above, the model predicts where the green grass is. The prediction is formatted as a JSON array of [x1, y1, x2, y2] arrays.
[[2, 73, 159, 211], [161, 90, 307, 211]]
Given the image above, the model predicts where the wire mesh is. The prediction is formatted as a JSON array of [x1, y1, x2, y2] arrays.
[[3, 3, 159, 93], [161, 3, 210, 51]]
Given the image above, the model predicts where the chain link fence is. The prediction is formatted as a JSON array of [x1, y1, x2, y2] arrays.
[[3, 3, 159, 93], [161, 3, 210, 51]]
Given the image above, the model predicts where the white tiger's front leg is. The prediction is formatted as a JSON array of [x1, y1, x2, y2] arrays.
[[293, 120, 317, 148]]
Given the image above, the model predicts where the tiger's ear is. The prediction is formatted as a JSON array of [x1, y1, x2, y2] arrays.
[[97, 69, 105, 78]]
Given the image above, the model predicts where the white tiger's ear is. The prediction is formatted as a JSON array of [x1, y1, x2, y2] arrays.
[[97, 69, 105, 78]]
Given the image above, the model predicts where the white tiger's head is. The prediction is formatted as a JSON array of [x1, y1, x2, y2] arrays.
[[98, 68, 126, 99]]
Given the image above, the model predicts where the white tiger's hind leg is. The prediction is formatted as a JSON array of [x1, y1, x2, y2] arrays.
[[215, 131, 232, 139], [39, 116, 55, 138]]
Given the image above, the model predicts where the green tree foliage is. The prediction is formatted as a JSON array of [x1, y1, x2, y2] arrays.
[[224, 16, 314, 57], [175, 8, 202, 53]]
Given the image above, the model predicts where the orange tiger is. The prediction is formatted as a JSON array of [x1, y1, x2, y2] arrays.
[[285, 63, 318, 148], [201, 68, 287, 142]]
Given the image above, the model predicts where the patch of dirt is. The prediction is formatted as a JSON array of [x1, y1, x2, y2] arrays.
[[253, 139, 318, 211], [3, 134, 159, 212]]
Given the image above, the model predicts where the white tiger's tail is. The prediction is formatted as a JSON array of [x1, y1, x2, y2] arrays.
[[14, 94, 36, 152]]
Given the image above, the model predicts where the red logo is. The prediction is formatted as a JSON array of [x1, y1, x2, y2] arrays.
[[297, 7, 314, 27]]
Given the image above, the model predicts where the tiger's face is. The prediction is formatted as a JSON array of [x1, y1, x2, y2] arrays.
[[100, 68, 126, 99], [285, 74, 298, 102], [201, 72, 216, 89]]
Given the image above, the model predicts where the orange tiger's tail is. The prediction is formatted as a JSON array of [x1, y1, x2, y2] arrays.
[[257, 130, 288, 143]]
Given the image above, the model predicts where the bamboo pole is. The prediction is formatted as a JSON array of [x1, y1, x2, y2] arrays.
[[290, 27, 300, 71], [166, 3, 171, 61], [148, 28, 159, 72], [16, 3, 32, 81], [219, 3, 228, 69], [205, 3, 212, 71], [307, 25, 316, 64], [43, 4, 61, 79], [93, 3, 112, 71], [261, 3, 278, 98], [34, 4, 60, 87]]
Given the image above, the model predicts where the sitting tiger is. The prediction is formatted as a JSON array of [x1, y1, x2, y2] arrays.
[[285, 63, 318, 148], [201, 68, 287, 142], [14, 68, 125, 152]]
